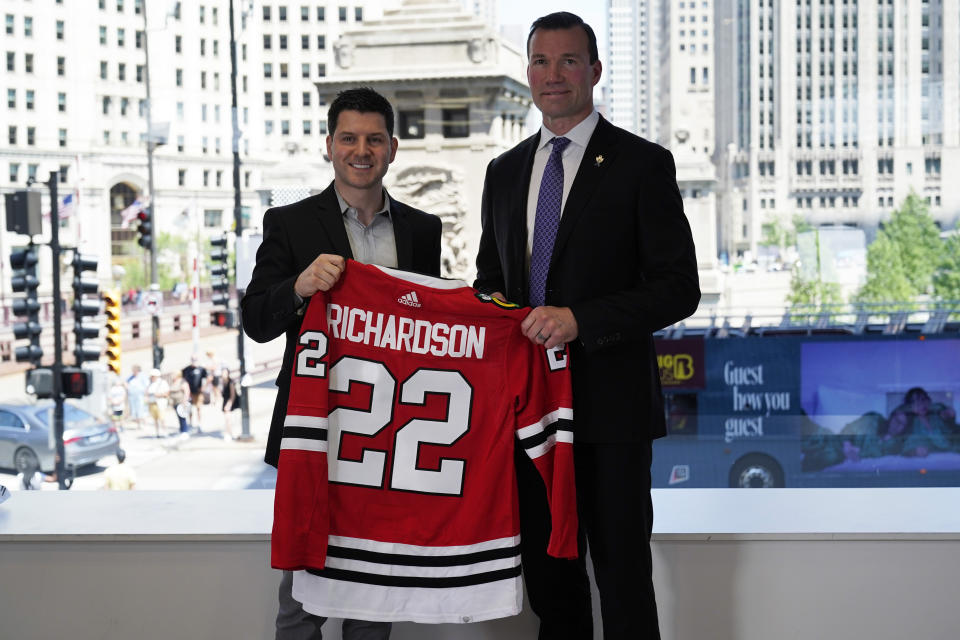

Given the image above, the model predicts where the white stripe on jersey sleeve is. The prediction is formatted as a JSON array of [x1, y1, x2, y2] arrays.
[[280, 438, 328, 452], [284, 414, 329, 428], [516, 407, 574, 440]]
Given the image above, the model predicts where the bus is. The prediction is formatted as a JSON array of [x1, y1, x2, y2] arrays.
[[652, 312, 960, 488]]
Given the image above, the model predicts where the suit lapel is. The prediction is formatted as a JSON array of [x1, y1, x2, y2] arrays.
[[316, 182, 354, 260], [551, 117, 618, 270], [390, 196, 414, 270], [510, 134, 540, 299]]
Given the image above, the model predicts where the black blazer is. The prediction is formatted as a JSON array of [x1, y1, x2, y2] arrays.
[[241, 181, 442, 466], [475, 115, 700, 442]]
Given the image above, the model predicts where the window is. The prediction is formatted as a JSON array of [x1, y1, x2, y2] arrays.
[[136, 30, 143, 48], [265, 92, 273, 107], [200, 39, 206, 56], [6, 89, 14, 109], [117, 27, 125, 46], [204, 209, 222, 227], [279, 6, 287, 21], [57, 56, 65, 76], [117, 0, 124, 10], [265, 120, 274, 135], [263, 35, 271, 49], [216, 170, 222, 187], [59, 129, 67, 147], [176, 102, 184, 120], [9, 162, 19, 182], [318, 63, 326, 77], [202, 137, 208, 154], [317, 7, 325, 21], [201, 104, 207, 122], [339, 6, 347, 22], [213, 40, 219, 56], [203, 170, 210, 187], [264, 62, 273, 78], [399, 110, 425, 139], [177, 135, 184, 152], [301, 63, 310, 78], [317, 35, 326, 49], [263, 6, 271, 20], [301, 6, 309, 21], [101, 61, 108, 79], [176, 68, 183, 86], [280, 92, 289, 107], [199, 5, 205, 23], [24, 16, 33, 37], [56, 20, 65, 40], [280, 63, 288, 78], [355, 7, 363, 21], [58, 92, 66, 112], [24, 53, 33, 73], [281, 120, 290, 136], [6, 52, 13, 72], [59, 166, 69, 183], [442, 108, 469, 138], [121, 97, 129, 116], [279, 35, 287, 50], [303, 120, 312, 135], [175, 35, 182, 53], [118, 62, 126, 81], [5, 14, 13, 35], [178, 169, 186, 186], [201, 71, 207, 89], [103, 130, 111, 145], [136, 64, 144, 82], [302, 91, 311, 106], [302, 35, 309, 50], [244, 171, 251, 188]]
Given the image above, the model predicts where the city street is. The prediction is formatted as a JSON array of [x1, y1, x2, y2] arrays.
[[0, 328, 284, 492]]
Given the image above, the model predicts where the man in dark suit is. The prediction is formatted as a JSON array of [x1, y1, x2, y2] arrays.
[[241, 87, 441, 640], [474, 13, 700, 640]]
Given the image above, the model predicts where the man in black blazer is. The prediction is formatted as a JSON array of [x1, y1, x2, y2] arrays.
[[474, 13, 700, 640], [241, 88, 441, 640]]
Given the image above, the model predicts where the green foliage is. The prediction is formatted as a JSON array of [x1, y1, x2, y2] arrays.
[[879, 192, 942, 293], [933, 234, 960, 302], [786, 264, 843, 309], [853, 231, 914, 305]]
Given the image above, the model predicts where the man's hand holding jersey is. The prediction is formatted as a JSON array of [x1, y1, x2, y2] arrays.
[[490, 292, 579, 350], [295, 254, 346, 298]]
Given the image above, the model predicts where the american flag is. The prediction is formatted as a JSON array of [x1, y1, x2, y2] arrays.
[[58, 192, 76, 219], [120, 198, 145, 228]]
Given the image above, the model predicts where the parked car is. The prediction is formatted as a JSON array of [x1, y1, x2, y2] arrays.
[[0, 402, 122, 473]]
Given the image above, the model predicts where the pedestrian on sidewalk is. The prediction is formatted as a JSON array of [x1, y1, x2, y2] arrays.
[[125, 364, 148, 430], [181, 356, 208, 432], [219, 366, 240, 440], [169, 371, 192, 435], [103, 450, 136, 490], [145, 369, 170, 438]]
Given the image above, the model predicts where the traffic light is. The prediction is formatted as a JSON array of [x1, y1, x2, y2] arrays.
[[103, 288, 122, 375], [61, 367, 92, 399], [72, 252, 101, 368], [136, 209, 153, 249], [210, 234, 230, 307], [211, 309, 238, 328], [10, 245, 43, 364]]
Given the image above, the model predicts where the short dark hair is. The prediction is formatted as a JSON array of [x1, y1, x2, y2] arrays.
[[904, 387, 931, 404], [527, 12, 599, 64], [327, 87, 395, 138]]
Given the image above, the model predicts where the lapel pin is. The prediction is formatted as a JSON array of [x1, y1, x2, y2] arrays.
[[594, 154, 604, 167]]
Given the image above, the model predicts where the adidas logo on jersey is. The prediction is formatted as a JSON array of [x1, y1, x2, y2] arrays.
[[397, 291, 422, 308]]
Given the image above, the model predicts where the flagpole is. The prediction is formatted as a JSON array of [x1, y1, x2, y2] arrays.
[[142, 0, 161, 369]]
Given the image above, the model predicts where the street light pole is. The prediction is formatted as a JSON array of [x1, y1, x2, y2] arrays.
[[142, 0, 161, 368], [229, 0, 251, 439]]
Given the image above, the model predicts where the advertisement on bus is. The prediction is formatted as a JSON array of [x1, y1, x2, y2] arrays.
[[653, 334, 960, 488]]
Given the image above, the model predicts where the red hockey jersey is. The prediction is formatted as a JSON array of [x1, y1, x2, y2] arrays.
[[272, 260, 577, 623]]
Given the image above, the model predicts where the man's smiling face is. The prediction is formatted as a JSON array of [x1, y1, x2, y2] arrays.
[[326, 110, 398, 193], [526, 26, 601, 133]]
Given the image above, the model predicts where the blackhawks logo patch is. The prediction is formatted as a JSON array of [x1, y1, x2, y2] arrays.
[[475, 292, 520, 309]]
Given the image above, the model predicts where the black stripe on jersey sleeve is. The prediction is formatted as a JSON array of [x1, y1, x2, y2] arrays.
[[518, 417, 573, 451], [305, 564, 522, 589], [282, 426, 328, 441], [326, 543, 520, 568]]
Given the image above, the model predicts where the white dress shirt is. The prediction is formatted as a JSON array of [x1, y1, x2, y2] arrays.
[[525, 109, 600, 259]]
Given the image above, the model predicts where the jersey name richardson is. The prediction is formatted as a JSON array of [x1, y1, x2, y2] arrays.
[[326, 303, 486, 359], [272, 260, 577, 625]]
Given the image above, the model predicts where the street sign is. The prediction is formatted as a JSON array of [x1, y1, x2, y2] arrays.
[[144, 291, 163, 316]]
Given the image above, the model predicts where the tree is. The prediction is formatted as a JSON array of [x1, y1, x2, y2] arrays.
[[854, 230, 914, 305], [879, 192, 943, 294], [933, 234, 960, 302], [786, 227, 843, 309]]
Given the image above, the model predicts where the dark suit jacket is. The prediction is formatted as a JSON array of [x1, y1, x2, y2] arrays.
[[241, 181, 442, 466], [474, 115, 700, 443]]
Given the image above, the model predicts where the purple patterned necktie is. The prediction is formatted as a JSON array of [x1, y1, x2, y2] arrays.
[[529, 136, 571, 307]]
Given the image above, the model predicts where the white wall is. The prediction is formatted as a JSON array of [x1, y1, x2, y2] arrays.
[[2, 490, 960, 640]]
